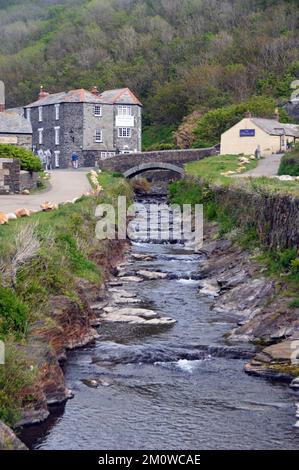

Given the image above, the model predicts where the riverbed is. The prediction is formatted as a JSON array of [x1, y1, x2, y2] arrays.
[[20, 201, 299, 450]]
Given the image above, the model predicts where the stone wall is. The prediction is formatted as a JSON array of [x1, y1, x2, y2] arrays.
[[212, 184, 299, 249], [20, 170, 38, 191], [0, 158, 20, 194]]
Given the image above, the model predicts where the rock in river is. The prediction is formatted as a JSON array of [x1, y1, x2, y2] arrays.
[[101, 307, 176, 326], [137, 270, 168, 280], [118, 275, 144, 283]]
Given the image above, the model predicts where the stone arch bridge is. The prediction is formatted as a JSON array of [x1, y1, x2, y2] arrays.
[[96, 147, 216, 178]]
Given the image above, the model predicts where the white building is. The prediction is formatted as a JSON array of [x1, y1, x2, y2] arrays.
[[220, 116, 299, 156]]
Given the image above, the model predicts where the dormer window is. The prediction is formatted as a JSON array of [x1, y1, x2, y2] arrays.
[[94, 105, 102, 117], [38, 106, 43, 122]]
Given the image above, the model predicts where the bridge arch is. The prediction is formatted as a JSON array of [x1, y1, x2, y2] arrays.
[[123, 162, 185, 179]]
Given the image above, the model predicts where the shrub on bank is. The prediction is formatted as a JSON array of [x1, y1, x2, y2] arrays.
[[0, 341, 36, 426], [0, 287, 28, 339], [278, 147, 299, 176], [0, 144, 42, 172]]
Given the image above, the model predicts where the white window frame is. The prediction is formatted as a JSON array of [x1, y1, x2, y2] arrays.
[[95, 129, 103, 143], [26, 108, 31, 121], [54, 126, 60, 145], [54, 150, 60, 168], [38, 128, 43, 145], [94, 105, 102, 117], [38, 106, 43, 122], [117, 106, 132, 116], [118, 127, 131, 138], [55, 104, 60, 120]]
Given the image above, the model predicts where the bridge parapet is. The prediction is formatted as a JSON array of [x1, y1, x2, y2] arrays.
[[96, 147, 217, 175]]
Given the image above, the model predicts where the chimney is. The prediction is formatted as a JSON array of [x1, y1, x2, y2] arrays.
[[274, 107, 280, 121], [91, 86, 99, 95], [245, 110, 252, 118], [39, 85, 49, 100], [0, 81, 5, 112]]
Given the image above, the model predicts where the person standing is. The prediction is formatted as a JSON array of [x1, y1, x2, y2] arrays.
[[37, 149, 46, 170], [71, 151, 79, 169], [45, 149, 52, 170]]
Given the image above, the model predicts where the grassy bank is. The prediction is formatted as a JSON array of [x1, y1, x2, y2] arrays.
[[185, 153, 299, 196], [169, 155, 299, 304], [185, 154, 257, 183], [0, 172, 132, 426]]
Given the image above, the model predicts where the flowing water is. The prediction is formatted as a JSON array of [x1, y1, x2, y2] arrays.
[[20, 199, 299, 450]]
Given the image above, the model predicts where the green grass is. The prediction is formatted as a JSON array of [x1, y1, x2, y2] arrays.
[[278, 146, 299, 176], [185, 154, 299, 197], [185, 154, 257, 183], [0, 288, 28, 340], [142, 124, 176, 151]]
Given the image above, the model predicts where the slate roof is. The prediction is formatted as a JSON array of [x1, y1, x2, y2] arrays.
[[25, 87, 142, 108], [98, 88, 142, 105], [0, 111, 32, 134], [251, 118, 299, 138]]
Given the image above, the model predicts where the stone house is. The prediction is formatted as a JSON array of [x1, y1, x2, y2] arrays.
[[220, 116, 299, 156], [24, 86, 142, 168], [0, 81, 32, 148]]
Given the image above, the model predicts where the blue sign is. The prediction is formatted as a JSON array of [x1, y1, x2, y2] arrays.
[[240, 129, 255, 137]]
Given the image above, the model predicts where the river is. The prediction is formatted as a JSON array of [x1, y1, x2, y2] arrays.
[[20, 198, 299, 450]]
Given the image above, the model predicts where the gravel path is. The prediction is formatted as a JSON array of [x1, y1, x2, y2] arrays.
[[0, 169, 92, 214]]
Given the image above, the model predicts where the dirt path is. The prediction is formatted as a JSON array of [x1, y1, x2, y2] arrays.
[[0, 169, 92, 213]]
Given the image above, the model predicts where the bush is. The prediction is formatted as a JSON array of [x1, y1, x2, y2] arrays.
[[0, 288, 28, 339], [278, 147, 299, 176], [0, 145, 42, 172]]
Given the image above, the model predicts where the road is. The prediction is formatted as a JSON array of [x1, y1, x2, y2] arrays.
[[0, 169, 91, 214]]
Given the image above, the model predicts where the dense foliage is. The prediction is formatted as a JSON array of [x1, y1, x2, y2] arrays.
[[0, 145, 42, 172], [0, 0, 298, 129], [278, 146, 299, 176]]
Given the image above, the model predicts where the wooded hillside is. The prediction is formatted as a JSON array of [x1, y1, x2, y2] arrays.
[[0, 0, 298, 143]]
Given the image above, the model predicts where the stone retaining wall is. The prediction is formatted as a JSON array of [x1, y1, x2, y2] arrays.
[[20, 170, 38, 191], [0, 158, 20, 194], [0, 158, 38, 194], [212, 185, 299, 249]]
